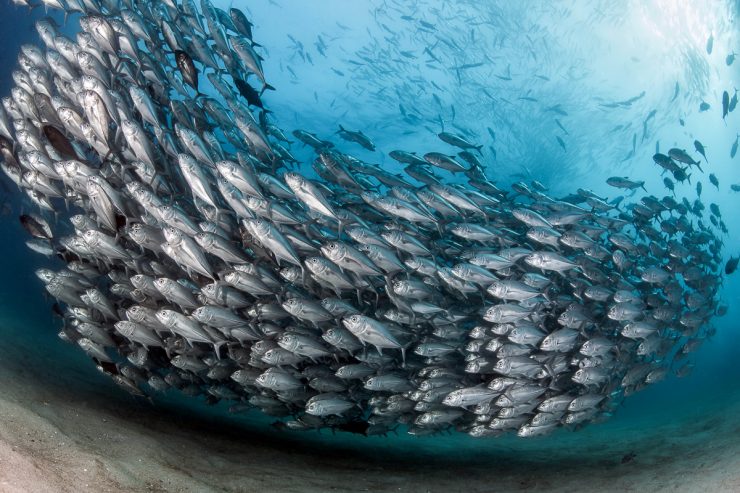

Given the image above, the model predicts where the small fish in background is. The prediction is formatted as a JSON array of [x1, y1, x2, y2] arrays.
[[726, 256, 739, 275], [437, 131, 482, 154], [337, 125, 375, 151], [694, 140, 708, 162], [706, 33, 714, 54], [731, 134, 739, 158], [727, 51, 736, 65], [709, 173, 720, 189], [722, 90, 729, 120], [555, 118, 568, 135], [556, 135, 566, 152], [699, 101, 711, 112], [606, 176, 647, 193], [663, 177, 675, 195], [668, 147, 703, 172]]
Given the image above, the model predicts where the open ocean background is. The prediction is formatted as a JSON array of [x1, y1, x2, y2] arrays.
[[0, 1, 738, 489]]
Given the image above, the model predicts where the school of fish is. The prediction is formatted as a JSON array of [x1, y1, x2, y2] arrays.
[[0, 0, 732, 438]]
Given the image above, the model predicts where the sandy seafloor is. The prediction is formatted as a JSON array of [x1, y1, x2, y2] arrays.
[[0, 239, 739, 493]]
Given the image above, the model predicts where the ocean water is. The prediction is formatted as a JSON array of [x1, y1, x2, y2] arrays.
[[0, 1, 739, 491]]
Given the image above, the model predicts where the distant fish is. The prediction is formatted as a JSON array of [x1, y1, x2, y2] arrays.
[[555, 119, 568, 135], [555, 136, 566, 152], [545, 104, 568, 116], [422, 152, 469, 172], [727, 52, 736, 66], [729, 89, 738, 113], [693, 140, 708, 162], [671, 82, 679, 102], [452, 62, 484, 70], [437, 132, 482, 154], [699, 101, 710, 112], [337, 125, 375, 151], [726, 256, 739, 275], [731, 134, 738, 158], [668, 148, 701, 170], [494, 63, 512, 81], [706, 34, 713, 54], [663, 177, 675, 195], [722, 91, 729, 120], [606, 176, 646, 192]]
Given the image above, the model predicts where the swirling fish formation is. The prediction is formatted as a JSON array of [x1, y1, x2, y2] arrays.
[[0, 0, 727, 438]]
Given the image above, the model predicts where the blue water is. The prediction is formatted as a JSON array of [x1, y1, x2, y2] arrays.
[[0, 0, 739, 479]]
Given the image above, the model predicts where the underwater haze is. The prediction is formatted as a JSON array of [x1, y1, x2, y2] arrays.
[[0, 0, 739, 491]]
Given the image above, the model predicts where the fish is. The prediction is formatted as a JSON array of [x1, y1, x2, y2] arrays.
[[234, 78, 267, 110], [556, 136, 566, 152], [726, 256, 738, 275], [337, 125, 375, 151], [437, 132, 482, 153], [422, 152, 468, 172], [174, 50, 200, 94], [693, 140, 708, 162], [0, 0, 728, 441], [722, 91, 729, 120], [671, 82, 679, 102], [19, 213, 52, 239], [554, 119, 568, 135], [606, 177, 646, 192], [668, 148, 702, 172]]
